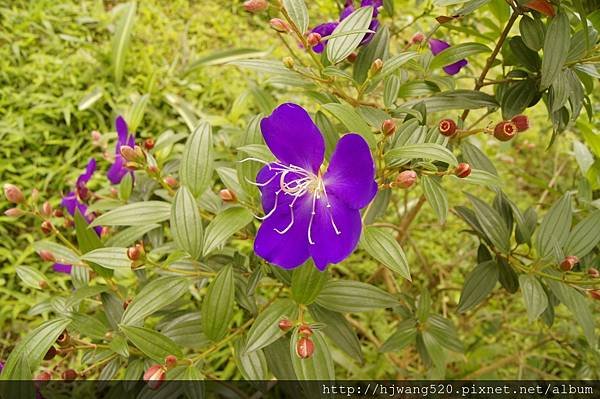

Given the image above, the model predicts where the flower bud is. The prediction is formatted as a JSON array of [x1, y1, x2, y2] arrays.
[[438, 119, 457, 137], [369, 58, 383, 75], [133, 145, 145, 160], [53, 209, 64, 217], [243, 0, 268, 12], [4, 208, 24, 217], [296, 337, 314, 359], [109, 188, 119, 198], [41, 220, 53, 235], [35, 371, 52, 381], [41, 201, 53, 218], [270, 18, 290, 33], [56, 331, 70, 347], [298, 324, 313, 337], [455, 163, 472, 178], [410, 32, 426, 44], [101, 226, 110, 237], [91, 130, 102, 143], [119, 145, 137, 162], [587, 268, 599, 278], [143, 365, 166, 390], [38, 250, 55, 262], [127, 246, 141, 261], [63, 219, 74, 228], [493, 121, 518, 142], [125, 161, 140, 170], [123, 298, 132, 310], [3, 184, 24, 204], [148, 165, 160, 175], [164, 355, 177, 370], [395, 170, 417, 189], [283, 56, 295, 69], [510, 115, 529, 132], [307, 32, 322, 48], [44, 346, 57, 361], [346, 52, 358, 63], [219, 189, 237, 203], [61, 369, 78, 381], [164, 176, 177, 188], [278, 319, 293, 332], [381, 119, 396, 136], [560, 255, 579, 271], [589, 289, 600, 301], [144, 138, 155, 150]]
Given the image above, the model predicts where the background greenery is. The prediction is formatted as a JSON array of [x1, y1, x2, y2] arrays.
[[1, 0, 599, 380]]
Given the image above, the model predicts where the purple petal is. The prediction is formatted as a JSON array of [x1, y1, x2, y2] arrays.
[[429, 38, 450, 55], [107, 156, 129, 184], [360, 19, 379, 46], [340, 4, 355, 20], [0, 361, 4, 373], [256, 164, 303, 213], [115, 116, 129, 145], [308, 195, 362, 270], [254, 196, 311, 269], [311, 22, 338, 53], [324, 134, 377, 209], [260, 103, 325, 174], [61, 192, 88, 217], [76, 158, 96, 187], [361, 0, 383, 16], [52, 263, 72, 274], [443, 59, 468, 75]]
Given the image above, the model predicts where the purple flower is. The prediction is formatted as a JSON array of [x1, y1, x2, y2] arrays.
[[429, 39, 468, 75], [253, 103, 377, 270], [0, 361, 4, 373], [107, 116, 135, 184], [310, 0, 383, 54]]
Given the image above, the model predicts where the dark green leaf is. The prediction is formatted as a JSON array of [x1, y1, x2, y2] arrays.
[[540, 12, 570, 89], [466, 193, 511, 253], [245, 299, 298, 353], [202, 265, 235, 341], [291, 263, 329, 305], [361, 226, 411, 280], [121, 325, 183, 362], [308, 304, 363, 362], [535, 193, 572, 260], [180, 121, 213, 196], [203, 207, 253, 256], [171, 186, 203, 259], [315, 280, 398, 312], [457, 261, 498, 313], [519, 274, 548, 322], [379, 319, 417, 352], [121, 276, 188, 325]]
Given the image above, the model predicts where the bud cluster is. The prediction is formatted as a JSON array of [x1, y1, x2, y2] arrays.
[[493, 115, 529, 141]]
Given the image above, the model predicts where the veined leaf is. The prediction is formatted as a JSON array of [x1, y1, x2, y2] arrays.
[[121, 276, 188, 325], [321, 103, 376, 148], [282, 0, 309, 34], [291, 263, 329, 304], [171, 186, 203, 259], [202, 207, 253, 256], [111, 2, 137, 85], [457, 261, 498, 313], [519, 274, 548, 322], [535, 193, 572, 260], [180, 121, 213, 197], [327, 6, 374, 64], [466, 193, 511, 253], [315, 280, 398, 312], [91, 201, 171, 227], [121, 325, 183, 362], [422, 176, 449, 224], [245, 299, 298, 353], [81, 247, 130, 270], [430, 42, 490, 71], [564, 211, 600, 258], [361, 226, 411, 280], [187, 48, 268, 74], [540, 12, 570, 89], [201, 265, 235, 341], [385, 143, 458, 167]]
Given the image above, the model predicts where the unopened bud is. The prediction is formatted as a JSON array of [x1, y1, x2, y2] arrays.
[[125, 161, 140, 170], [123, 298, 132, 310], [560, 255, 579, 271], [283, 56, 295, 69], [270, 18, 290, 33], [438, 119, 457, 137], [127, 246, 141, 261], [109, 187, 119, 198], [143, 365, 166, 390], [347, 52, 358, 63], [298, 324, 313, 337], [164, 355, 177, 370], [3, 184, 24, 204], [455, 163, 472, 178], [41, 220, 53, 235], [144, 138, 155, 150], [307, 32, 322, 48], [588, 268, 599, 278], [120, 145, 137, 162], [44, 346, 57, 361], [56, 331, 70, 347], [243, 0, 268, 13], [148, 165, 160, 174], [278, 319, 293, 331], [381, 119, 396, 136], [493, 121, 518, 142], [410, 32, 426, 44], [4, 207, 24, 217], [61, 369, 77, 381], [35, 371, 52, 381], [296, 337, 315, 359], [41, 201, 53, 218], [510, 115, 529, 132], [101, 226, 110, 237], [63, 219, 74, 228], [219, 189, 237, 203], [369, 58, 383, 75], [38, 250, 55, 262], [91, 130, 102, 143], [53, 209, 64, 217], [590, 289, 600, 301], [164, 176, 177, 188], [395, 170, 417, 189]]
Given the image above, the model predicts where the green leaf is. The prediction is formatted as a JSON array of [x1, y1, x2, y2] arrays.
[[321, 103, 376, 148], [308, 304, 363, 362], [519, 15, 545, 51], [411, 90, 498, 112], [119, 172, 133, 201], [202, 265, 235, 341], [361, 226, 411, 280], [91, 201, 171, 227], [379, 319, 417, 352], [466, 193, 511, 253], [109, 334, 129, 358], [70, 313, 108, 340], [245, 299, 298, 353], [161, 314, 210, 350], [535, 193, 572, 260], [105, 224, 161, 247], [426, 315, 463, 353], [386, 143, 457, 167], [15, 266, 47, 290], [290, 329, 334, 380], [564, 211, 600, 258], [180, 121, 213, 196], [78, 87, 103, 111], [121, 276, 188, 325], [81, 247, 130, 270], [430, 42, 490, 70], [421, 331, 446, 370], [111, 1, 137, 85], [171, 186, 203, 259], [422, 176, 449, 224], [187, 48, 268, 74], [291, 263, 329, 304], [203, 207, 253, 256], [374, 52, 419, 81], [327, 6, 374, 64], [456, 169, 502, 187], [540, 12, 570, 89], [234, 339, 268, 380], [457, 261, 498, 313], [509, 36, 541, 71], [121, 325, 183, 362], [315, 280, 398, 312], [283, 0, 309, 34], [126, 94, 150, 132], [33, 241, 79, 265], [501, 79, 538, 119], [263, 338, 297, 380], [519, 274, 548, 322], [353, 26, 389, 83]]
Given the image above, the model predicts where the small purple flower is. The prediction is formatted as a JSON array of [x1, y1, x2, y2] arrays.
[[107, 116, 135, 184], [253, 103, 377, 270], [0, 360, 4, 373], [310, 0, 383, 54], [429, 39, 468, 75]]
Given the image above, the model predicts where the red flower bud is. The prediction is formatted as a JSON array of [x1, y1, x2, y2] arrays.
[[243, 0, 268, 13], [410, 32, 426, 44], [61, 369, 78, 381], [164, 355, 177, 370], [395, 170, 417, 189], [589, 289, 600, 301], [455, 163, 472, 178], [438, 119, 457, 137], [219, 189, 237, 203], [38, 250, 56, 262], [278, 319, 293, 332], [119, 145, 137, 162], [144, 138, 155, 150], [346, 52, 358, 63], [3, 184, 24, 204], [127, 246, 141, 261], [35, 371, 52, 381], [510, 115, 529, 132], [101, 226, 110, 237], [41, 220, 53, 235], [4, 208, 24, 217], [381, 119, 396, 136], [307, 32, 322, 48], [53, 209, 64, 217], [164, 176, 177, 188], [296, 337, 315, 359], [56, 331, 70, 347], [560, 255, 579, 271], [143, 365, 166, 390], [493, 121, 518, 141], [44, 346, 57, 361], [298, 324, 313, 337], [123, 298, 132, 310], [370, 58, 383, 75], [270, 18, 290, 33], [41, 201, 53, 218], [587, 268, 599, 278], [524, 0, 555, 17]]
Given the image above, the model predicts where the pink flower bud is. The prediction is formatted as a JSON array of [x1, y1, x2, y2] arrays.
[[298, 324, 313, 337], [41, 220, 53, 235], [41, 201, 53, 217], [91, 130, 102, 143], [347, 52, 358, 63], [589, 289, 600, 301], [61, 369, 77, 381], [143, 365, 166, 390], [270, 18, 290, 33], [438, 119, 457, 137], [164, 176, 178, 188], [381, 119, 396, 136], [395, 170, 417, 188], [560, 255, 579, 271], [296, 337, 314, 359], [219, 189, 237, 203], [307, 32, 322, 48], [127, 246, 141, 261], [455, 163, 472, 178], [144, 138, 155, 150], [278, 319, 293, 331], [3, 184, 24, 204], [38, 250, 56, 262], [4, 207, 24, 217], [164, 355, 177, 370], [35, 371, 52, 381], [493, 121, 517, 142], [510, 115, 529, 132], [410, 32, 426, 44], [588, 268, 599, 278], [243, 0, 268, 13]]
